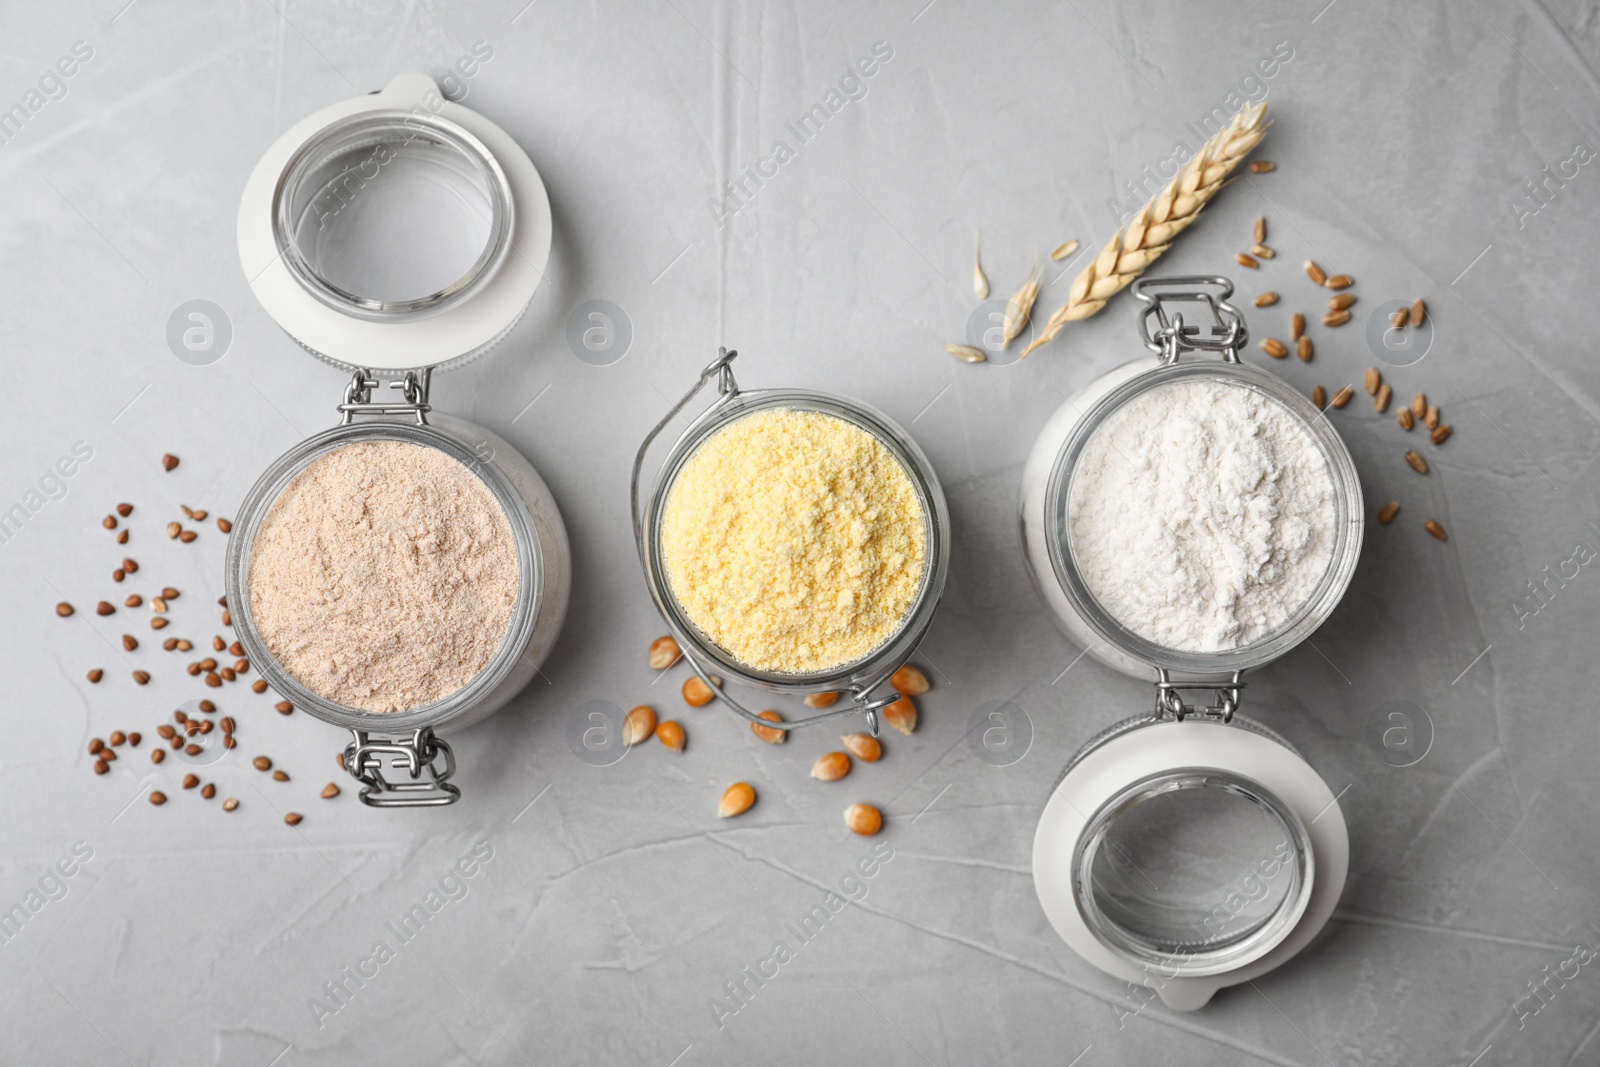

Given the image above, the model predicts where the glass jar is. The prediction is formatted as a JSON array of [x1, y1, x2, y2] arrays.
[[228, 74, 568, 805], [1021, 278, 1364, 678], [631, 349, 950, 736], [1022, 277, 1361, 1007]]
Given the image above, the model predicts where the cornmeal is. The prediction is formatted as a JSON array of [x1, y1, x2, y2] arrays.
[[661, 408, 927, 673]]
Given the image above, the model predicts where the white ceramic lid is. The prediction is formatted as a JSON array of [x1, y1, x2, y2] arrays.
[[1032, 717, 1348, 1010], [237, 72, 551, 371]]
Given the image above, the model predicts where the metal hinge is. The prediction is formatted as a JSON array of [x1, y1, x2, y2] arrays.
[[1154, 669, 1246, 724], [344, 727, 460, 807], [339, 367, 432, 425]]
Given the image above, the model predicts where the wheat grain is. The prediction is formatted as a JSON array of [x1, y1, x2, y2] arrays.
[[1021, 102, 1270, 357], [1003, 266, 1041, 345]]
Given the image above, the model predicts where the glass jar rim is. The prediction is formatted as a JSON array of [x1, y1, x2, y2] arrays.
[[271, 110, 515, 322], [639, 389, 950, 693], [1071, 768, 1315, 977], [1043, 360, 1364, 674], [224, 421, 544, 732]]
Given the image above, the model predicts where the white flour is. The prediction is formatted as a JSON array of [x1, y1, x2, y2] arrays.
[[1067, 378, 1335, 652]]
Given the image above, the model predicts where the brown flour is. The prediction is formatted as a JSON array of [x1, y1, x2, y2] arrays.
[[247, 440, 519, 713]]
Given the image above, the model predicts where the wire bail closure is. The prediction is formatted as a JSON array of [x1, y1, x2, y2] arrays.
[[343, 727, 460, 806], [1133, 275, 1247, 365], [339, 367, 433, 426], [1155, 669, 1245, 724], [630, 347, 906, 737]]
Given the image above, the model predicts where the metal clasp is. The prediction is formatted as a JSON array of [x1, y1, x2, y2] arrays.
[[1155, 669, 1245, 724], [338, 367, 432, 426], [344, 727, 460, 807], [683, 653, 898, 737], [1132, 276, 1247, 365], [629, 347, 740, 556]]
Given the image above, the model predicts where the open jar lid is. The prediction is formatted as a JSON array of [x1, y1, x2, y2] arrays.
[[237, 72, 551, 371], [1032, 713, 1348, 1010]]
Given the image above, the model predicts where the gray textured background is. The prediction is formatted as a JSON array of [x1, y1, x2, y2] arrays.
[[4, 1, 1600, 1064]]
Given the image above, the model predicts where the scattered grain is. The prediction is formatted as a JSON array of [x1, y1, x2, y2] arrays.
[[841, 733, 883, 762], [844, 803, 884, 835], [656, 720, 686, 752], [718, 782, 755, 818], [890, 665, 930, 696], [648, 635, 682, 670], [750, 711, 787, 744], [623, 705, 657, 746], [811, 752, 851, 781], [883, 694, 917, 735]]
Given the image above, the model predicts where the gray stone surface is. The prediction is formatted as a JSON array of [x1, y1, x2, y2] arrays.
[[3, 1, 1600, 1064]]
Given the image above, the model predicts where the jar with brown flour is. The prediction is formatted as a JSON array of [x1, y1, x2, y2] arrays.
[[1021, 277, 1363, 1008], [227, 74, 570, 806]]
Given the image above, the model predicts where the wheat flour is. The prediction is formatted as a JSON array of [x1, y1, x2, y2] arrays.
[[1067, 379, 1334, 652]]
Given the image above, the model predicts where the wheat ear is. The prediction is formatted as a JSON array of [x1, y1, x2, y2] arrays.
[[1021, 102, 1270, 358]]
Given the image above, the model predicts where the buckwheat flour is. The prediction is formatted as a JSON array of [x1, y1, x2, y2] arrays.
[[247, 440, 519, 712], [1067, 379, 1335, 652], [661, 408, 927, 674]]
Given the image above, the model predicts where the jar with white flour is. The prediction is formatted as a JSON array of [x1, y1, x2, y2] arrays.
[[1021, 277, 1363, 1009]]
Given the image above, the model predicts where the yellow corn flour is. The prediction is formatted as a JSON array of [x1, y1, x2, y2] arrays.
[[661, 408, 928, 674]]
